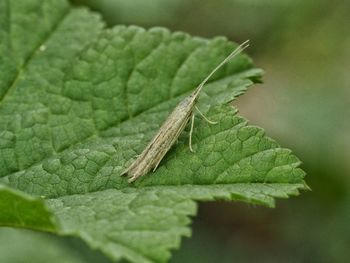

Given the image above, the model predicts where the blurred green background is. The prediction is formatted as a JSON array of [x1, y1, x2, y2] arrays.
[[1, 0, 349, 262]]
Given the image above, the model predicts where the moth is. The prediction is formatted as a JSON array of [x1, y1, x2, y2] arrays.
[[122, 40, 250, 182]]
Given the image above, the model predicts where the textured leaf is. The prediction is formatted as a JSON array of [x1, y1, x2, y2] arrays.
[[0, 0, 307, 262]]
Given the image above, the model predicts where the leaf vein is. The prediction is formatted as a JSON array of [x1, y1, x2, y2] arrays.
[[0, 7, 70, 103]]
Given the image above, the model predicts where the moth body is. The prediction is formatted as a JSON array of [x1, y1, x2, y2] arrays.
[[122, 93, 197, 182], [122, 40, 249, 182]]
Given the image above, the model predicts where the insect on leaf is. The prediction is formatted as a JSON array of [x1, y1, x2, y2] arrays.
[[0, 0, 307, 262]]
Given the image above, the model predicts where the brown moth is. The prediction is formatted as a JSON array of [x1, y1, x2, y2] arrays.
[[122, 40, 249, 182]]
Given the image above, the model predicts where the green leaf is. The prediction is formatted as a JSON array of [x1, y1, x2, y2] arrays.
[[0, 0, 307, 262], [0, 184, 56, 231]]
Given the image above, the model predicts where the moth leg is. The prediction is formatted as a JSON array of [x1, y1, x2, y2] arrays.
[[189, 113, 195, 152], [195, 106, 218, 124]]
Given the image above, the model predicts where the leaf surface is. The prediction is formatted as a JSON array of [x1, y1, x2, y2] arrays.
[[0, 0, 306, 262], [0, 184, 56, 231]]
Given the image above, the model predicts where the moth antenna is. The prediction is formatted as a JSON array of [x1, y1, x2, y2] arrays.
[[193, 40, 250, 97]]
